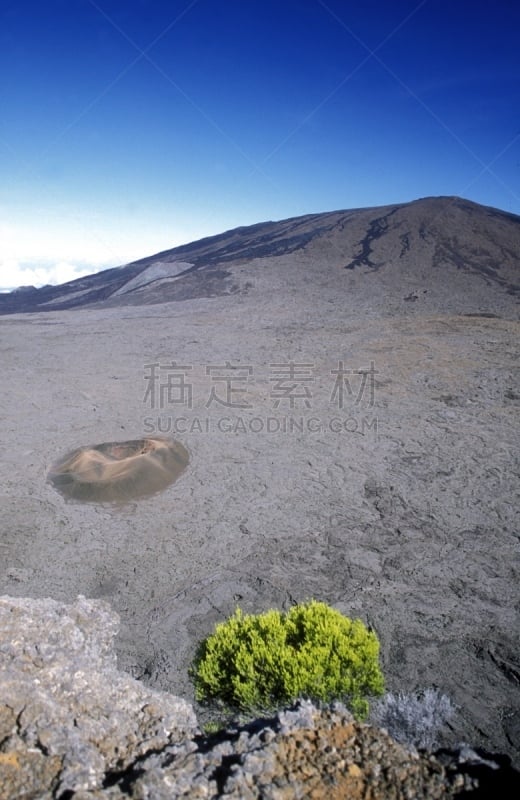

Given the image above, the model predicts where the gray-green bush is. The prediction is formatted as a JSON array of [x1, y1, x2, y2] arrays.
[[370, 688, 456, 749]]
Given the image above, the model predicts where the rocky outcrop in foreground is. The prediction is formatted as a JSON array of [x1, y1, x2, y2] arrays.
[[1, 596, 518, 799]]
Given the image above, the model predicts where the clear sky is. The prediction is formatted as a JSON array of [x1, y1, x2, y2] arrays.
[[1, 0, 519, 289]]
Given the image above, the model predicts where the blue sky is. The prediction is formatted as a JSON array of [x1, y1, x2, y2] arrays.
[[1, 0, 519, 289]]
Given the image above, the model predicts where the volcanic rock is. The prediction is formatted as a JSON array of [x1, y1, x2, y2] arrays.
[[0, 196, 518, 766], [1, 595, 519, 799]]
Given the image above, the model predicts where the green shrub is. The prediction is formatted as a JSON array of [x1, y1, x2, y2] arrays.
[[191, 600, 384, 719]]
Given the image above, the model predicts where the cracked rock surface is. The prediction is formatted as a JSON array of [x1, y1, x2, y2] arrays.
[[1, 196, 519, 764], [0, 595, 197, 797]]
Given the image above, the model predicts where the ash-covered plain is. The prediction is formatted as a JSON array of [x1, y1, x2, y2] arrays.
[[1, 196, 519, 761]]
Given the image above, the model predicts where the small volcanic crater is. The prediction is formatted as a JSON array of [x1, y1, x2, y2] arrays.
[[47, 438, 189, 503]]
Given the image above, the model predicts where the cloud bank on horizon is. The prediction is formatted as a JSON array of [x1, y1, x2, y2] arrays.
[[0, 261, 93, 293], [1, 0, 519, 290], [0, 218, 191, 291]]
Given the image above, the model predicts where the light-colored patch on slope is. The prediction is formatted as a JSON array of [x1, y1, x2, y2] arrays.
[[40, 287, 95, 306], [113, 261, 194, 296]]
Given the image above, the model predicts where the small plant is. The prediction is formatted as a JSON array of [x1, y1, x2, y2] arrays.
[[370, 688, 456, 750], [191, 600, 384, 719], [202, 720, 223, 735]]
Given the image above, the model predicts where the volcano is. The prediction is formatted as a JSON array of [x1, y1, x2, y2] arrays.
[[1, 195, 519, 763]]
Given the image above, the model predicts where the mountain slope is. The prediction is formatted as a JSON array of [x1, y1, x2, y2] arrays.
[[1, 196, 519, 315], [1, 195, 519, 763]]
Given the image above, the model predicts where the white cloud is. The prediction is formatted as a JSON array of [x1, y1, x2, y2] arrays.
[[0, 209, 225, 291], [0, 258, 100, 291], [0, 217, 121, 290]]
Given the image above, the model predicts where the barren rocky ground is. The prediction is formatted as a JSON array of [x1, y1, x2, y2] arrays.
[[0, 197, 519, 763], [2, 595, 518, 798]]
